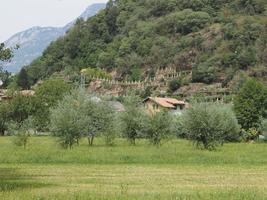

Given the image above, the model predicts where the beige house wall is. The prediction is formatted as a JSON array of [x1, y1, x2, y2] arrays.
[[144, 99, 166, 113]]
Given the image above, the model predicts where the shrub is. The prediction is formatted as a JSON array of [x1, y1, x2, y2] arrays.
[[168, 79, 182, 93], [192, 62, 217, 84], [13, 129, 30, 149], [241, 128, 258, 142], [140, 86, 153, 99], [237, 47, 256, 69], [10, 120, 32, 149], [180, 103, 240, 150], [82, 67, 112, 80], [175, 116, 187, 138]]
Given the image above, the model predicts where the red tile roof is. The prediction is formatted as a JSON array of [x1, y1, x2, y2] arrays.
[[144, 97, 186, 109]]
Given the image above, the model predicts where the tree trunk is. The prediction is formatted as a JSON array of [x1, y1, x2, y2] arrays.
[[201, 136, 208, 149], [88, 136, 94, 146], [0, 127, 5, 136], [90, 136, 94, 146], [88, 136, 91, 146], [131, 138, 136, 146]]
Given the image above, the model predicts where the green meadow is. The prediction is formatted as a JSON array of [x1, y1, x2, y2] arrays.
[[0, 137, 266, 200]]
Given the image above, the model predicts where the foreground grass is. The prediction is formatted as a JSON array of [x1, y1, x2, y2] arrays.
[[0, 137, 266, 199]]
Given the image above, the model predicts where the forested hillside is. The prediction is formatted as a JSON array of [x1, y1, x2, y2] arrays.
[[25, 0, 267, 87]]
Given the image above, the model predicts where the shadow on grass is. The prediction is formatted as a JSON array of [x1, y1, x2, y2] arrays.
[[0, 168, 53, 192]]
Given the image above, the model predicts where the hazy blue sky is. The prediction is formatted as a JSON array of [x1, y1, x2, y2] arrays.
[[0, 0, 108, 42]]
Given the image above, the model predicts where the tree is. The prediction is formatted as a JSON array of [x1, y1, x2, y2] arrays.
[[9, 95, 35, 125], [0, 103, 10, 136], [168, 79, 182, 93], [85, 101, 114, 146], [16, 68, 30, 90], [105, 0, 119, 35], [50, 90, 115, 148], [181, 103, 240, 150], [0, 43, 12, 62], [262, 119, 267, 141], [34, 79, 71, 130], [36, 79, 71, 107], [50, 90, 89, 149], [119, 95, 147, 145], [162, 9, 211, 35], [0, 43, 13, 87], [237, 0, 266, 14], [192, 62, 216, 84], [145, 111, 174, 146], [234, 79, 267, 133]]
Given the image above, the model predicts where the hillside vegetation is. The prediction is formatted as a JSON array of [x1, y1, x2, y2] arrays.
[[25, 0, 267, 87]]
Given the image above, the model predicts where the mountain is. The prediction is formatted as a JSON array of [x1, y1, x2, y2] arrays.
[[4, 3, 106, 73], [25, 0, 267, 94]]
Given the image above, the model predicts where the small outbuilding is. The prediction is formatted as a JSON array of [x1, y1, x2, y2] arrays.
[[108, 101, 125, 112], [143, 97, 187, 115]]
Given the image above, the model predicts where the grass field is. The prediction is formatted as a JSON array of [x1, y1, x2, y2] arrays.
[[0, 137, 266, 199]]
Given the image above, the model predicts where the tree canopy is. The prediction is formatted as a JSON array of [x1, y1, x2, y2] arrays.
[[234, 79, 267, 132], [23, 0, 267, 86], [0, 43, 12, 62]]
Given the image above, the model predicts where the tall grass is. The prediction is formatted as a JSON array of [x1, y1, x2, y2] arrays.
[[0, 137, 266, 166], [0, 137, 266, 200]]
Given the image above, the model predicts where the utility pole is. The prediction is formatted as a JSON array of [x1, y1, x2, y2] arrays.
[[80, 70, 86, 89]]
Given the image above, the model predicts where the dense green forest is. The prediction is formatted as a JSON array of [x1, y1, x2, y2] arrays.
[[24, 0, 267, 86]]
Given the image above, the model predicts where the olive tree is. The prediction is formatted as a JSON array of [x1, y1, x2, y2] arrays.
[[119, 95, 147, 145], [50, 89, 115, 148], [85, 101, 115, 146], [180, 103, 240, 150], [50, 90, 89, 149], [145, 111, 174, 146]]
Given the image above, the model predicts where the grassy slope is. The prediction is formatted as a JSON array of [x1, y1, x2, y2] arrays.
[[0, 137, 266, 199]]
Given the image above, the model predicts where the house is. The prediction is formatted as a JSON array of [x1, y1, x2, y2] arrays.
[[143, 97, 187, 115]]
